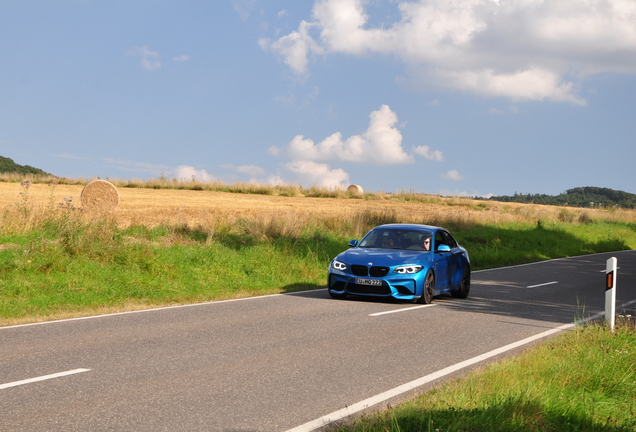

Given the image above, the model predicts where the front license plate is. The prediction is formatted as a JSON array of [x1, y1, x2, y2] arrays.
[[356, 278, 382, 286]]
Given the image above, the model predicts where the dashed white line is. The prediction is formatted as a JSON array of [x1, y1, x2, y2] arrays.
[[0, 369, 91, 390], [526, 281, 559, 289], [369, 304, 437, 316]]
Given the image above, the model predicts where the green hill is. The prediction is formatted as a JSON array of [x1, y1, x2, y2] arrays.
[[488, 186, 636, 209], [0, 156, 49, 176]]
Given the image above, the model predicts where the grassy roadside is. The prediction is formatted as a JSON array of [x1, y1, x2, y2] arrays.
[[1, 180, 635, 325], [337, 318, 636, 432], [1, 213, 633, 325]]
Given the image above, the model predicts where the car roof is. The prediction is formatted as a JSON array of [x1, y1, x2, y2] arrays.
[[372, 223, 443, 231]]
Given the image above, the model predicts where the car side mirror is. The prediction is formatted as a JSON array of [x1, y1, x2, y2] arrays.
[[348, 239, 359, 248], [437, 244, 451, 252]]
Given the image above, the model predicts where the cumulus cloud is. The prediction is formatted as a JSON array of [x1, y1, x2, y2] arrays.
[[260, 20, 324, 74], [442, 170, 463, 181], [173, 165, 215, 182], [279, 105, 413, 164], [414, 145, 443, 162], [284, 160, 349, 189], [172, 55, 190, 62], [126, 46, 161, 71], [263, 0, 636, 103]]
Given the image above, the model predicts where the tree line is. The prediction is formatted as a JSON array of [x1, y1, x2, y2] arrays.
[[0, 156, 49, 175], [488, 187, 636, 209]]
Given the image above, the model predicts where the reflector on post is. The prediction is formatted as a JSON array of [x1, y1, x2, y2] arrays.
[[605, 257, 617, 330]]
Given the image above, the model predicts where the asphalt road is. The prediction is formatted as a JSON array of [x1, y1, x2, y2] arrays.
[[1, 250, 635, 432]]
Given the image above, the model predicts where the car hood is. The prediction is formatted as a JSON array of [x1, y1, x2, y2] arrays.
[[336, 248, 433, 267]]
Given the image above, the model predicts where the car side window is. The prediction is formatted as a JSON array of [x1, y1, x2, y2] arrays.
[[442, 231, 458, 248], [434, 231, 445, 250]]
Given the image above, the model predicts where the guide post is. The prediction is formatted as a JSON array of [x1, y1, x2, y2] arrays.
[[605, 257, 617, 330]]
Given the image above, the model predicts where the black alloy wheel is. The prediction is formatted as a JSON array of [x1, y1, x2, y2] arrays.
[[418, 271, 435, 304], [451, 266, 471, 299]]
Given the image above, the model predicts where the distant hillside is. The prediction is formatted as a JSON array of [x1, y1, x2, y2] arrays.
[[488, 187, 636, 209], [0, 156, 49, 175]]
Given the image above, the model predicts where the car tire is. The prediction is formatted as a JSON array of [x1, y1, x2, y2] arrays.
[[329, 290, 347, 300], [418, 271, 435, 304], [451, 266, 471, 299]]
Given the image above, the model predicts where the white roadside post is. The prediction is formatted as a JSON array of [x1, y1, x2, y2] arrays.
[[605, 257, 617, 330]]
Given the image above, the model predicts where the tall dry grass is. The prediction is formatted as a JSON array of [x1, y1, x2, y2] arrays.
[[2, 179, 635, 242]]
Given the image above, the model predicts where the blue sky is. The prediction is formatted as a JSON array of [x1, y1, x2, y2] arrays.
[[2, 0, 635, 197]]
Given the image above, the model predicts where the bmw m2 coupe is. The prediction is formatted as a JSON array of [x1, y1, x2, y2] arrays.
[[328, 224, 470, 303]]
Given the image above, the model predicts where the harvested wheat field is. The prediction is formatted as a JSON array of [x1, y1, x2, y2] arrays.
[[2, 181, 633, 234]]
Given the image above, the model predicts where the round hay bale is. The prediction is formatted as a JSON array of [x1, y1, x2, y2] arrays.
[[347, 184, 364, 196], [80, 180, 120, 212]]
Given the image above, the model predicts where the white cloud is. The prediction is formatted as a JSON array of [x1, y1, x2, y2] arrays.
[[438, 67, 586, 105], [283, 160, 349, 189], [442, 170, 463, 181], [260, 20, 324, 74], [232, 0, 257, 20], [172, 55, 190, 62], [283, 105, 413, 164], [266, 175, 286, 186], [265, 0, 636, 103], [126, 46, 161, 71], [414, 145, 443, 161], [173, 165, 215, 182]]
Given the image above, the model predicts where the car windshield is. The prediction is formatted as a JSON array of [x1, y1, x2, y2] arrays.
[[359, 229, 432, 251]]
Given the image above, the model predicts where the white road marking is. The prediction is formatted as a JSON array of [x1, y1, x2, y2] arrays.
[[369, 304, 437, 316], [289, 298, 636, 432], [526, 281, 558, 289], [284, 309, 612, 432], [0, 369, 91, 390]]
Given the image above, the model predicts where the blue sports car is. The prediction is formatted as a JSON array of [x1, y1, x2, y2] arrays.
[[328, 224, 470, 303]]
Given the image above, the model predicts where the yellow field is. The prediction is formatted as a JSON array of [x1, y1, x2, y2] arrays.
[[2, 181, 635, 235]]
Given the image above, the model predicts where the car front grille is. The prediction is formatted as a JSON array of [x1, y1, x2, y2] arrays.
[[369, 266, 389, 277], [351, 265, 368, 276], [350, 265, 389, 277]]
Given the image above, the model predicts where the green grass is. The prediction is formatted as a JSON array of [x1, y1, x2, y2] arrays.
[[0, 219, 345, 321], [337, 318, 636, 432], [1, 206, 635, 323]]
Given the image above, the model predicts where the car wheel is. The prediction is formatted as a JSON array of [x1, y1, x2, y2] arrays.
[[451, 266, 471, 299], [329, 290, 347, 300], [418, 271, 435, 304]]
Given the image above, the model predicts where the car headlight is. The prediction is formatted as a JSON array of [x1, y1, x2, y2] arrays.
[[393, 265, 424, 274], [331, 260, 347, 271]]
